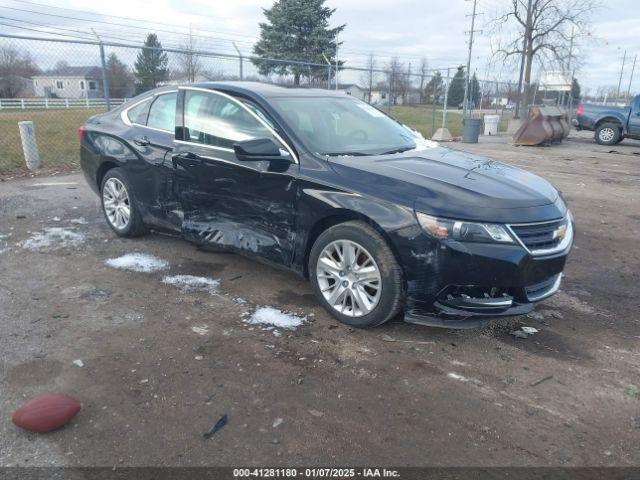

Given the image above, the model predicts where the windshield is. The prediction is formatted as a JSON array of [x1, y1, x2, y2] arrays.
[[270, 96, 417, 156]]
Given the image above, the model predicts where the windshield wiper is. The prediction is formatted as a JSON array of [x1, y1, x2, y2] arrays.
[[323, 151, 370, 157], [380, 146, 415, 155]]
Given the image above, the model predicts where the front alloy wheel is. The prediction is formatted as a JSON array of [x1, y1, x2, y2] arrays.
[[309, 221, 403, 328], [316, 240, 382, 317]]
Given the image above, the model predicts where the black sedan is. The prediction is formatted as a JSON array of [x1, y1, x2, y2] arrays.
[[80, 82, 573, 329]]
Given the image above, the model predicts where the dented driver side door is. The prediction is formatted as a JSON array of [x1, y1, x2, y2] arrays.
[[172, 88, 299, 267]]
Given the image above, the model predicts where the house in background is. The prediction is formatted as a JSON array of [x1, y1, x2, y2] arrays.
[[337, 83, 366, 101], [32, 66, 103, 99]]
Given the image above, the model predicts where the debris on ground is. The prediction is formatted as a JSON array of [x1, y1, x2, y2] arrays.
[[246, 307, 305, 330], [12, 393, 81, 433], [272, 418, 284, 428], [203, 414, 228, 439], [72, 359, 84, 367], [530, 375, 554, 387], [526, 311, 545, 321], [447, 373, 469, 382], [162, 275, 219, 295], [627, 386, 638, 398], [20, 228, 85, 251], [191, 325, 210, 336], [510, 326, 539, 339], [104, 253, 169, 273], [309, 409, 324, 418], [380, 334, 435, 345]]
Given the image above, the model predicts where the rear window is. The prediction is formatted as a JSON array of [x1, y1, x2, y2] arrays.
[[126, 98, 151, 125]]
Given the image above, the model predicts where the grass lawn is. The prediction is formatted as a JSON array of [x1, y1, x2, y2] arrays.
[[0, 108, 104, 173], [390, 105, 511, 139]]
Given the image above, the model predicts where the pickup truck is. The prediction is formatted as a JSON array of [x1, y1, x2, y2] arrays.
[[573, 94, 640, 145]]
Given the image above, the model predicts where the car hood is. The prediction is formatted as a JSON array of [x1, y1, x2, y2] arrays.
[[327, 146, 565, 223]]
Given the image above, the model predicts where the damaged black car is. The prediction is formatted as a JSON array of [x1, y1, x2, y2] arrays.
[[80, 82, 573, 329]]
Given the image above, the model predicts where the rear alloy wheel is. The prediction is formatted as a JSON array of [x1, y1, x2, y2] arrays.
[[100, 168, 147, 237], [595, 122, 621, 146], [309, 221, 403, 328]]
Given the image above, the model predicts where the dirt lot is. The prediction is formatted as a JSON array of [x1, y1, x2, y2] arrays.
[[1, 131, 639, 467]]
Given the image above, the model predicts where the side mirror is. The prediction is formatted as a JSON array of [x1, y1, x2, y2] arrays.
[[233, 138, 290, 162]]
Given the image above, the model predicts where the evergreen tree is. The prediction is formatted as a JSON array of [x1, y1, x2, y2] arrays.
[[424, 72, 444, 104], [571, 78, 581, 103], [252, 0, 345, 85], [469, 73, 480, 106], [134, 34, 169, 93], [447, 66, 465, 107], [106, 53, 134, 98]]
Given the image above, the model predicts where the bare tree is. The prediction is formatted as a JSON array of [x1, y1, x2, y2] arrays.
[[418, 58, 428, 104], [491, 0, 598, 110], [177, 27, 201, 83], [386, 57, 405, 105], [360, 53, 376, 103], [0, 45, 39, 78]]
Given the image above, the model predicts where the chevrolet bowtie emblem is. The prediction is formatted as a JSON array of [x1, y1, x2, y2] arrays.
[[553, 224, 567, 240]]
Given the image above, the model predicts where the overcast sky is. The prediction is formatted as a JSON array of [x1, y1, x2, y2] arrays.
[[1, 0, 638, 94]]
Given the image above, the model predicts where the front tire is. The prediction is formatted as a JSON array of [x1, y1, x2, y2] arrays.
[[308, 221, 403, 328], [595, 123, 621, 145], [100, 168, 147, 237]]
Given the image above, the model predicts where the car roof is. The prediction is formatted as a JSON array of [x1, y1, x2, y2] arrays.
[[190, 81, 351, 99]]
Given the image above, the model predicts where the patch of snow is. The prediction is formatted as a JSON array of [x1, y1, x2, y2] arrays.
[[105, 253, 169, 273], [21, 228, 85, 251], [51, 216, 62, 222], [69, 217, 88, 225], [191, 325, 210, 336], [521, 326, 539, 334], [162, 275, 219, 295], [246, 307, 305, 330], [447, 372, 469, 382], [273, 330, 282, 337], [272, 418, 284, 428], [72, 359, 84, 367]]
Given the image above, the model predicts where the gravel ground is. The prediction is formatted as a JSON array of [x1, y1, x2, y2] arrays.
[[1, 131, 639, 467]]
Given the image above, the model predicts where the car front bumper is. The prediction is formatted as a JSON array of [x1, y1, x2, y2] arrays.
[[394, 224, 571, 329]]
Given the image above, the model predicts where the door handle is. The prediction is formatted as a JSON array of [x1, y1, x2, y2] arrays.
[[133, 135, 150, 146]]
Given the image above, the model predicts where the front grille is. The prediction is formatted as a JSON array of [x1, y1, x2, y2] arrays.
[[509, 218, 570, 255], [525, 274, 561, 301]]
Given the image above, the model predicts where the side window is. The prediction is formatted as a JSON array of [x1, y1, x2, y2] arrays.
[[126, 98, 152, 125], [184, 90, 275, 149], [147, 92, 178, 132]]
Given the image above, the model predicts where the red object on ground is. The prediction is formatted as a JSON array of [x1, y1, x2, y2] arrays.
[[576, 103, 583, 116], [12, 393, 81, 433]]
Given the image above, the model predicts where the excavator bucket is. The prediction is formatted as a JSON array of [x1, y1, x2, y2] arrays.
[[513, 105, 571, 146]]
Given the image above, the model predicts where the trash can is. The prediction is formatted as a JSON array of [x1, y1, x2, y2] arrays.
[[462, 118, 481, 143], [484, 115, 500, 136]]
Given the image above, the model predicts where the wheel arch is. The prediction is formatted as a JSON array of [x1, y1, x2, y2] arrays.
[[595, 116, 624, 130], [96, 160, 120, 189], [302, 209, 406, 282]]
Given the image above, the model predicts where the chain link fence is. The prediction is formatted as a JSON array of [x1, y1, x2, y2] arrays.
[[0, 33, 517, 175]]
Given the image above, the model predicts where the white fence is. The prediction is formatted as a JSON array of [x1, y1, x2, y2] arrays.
[[0, 98, 127, 110]]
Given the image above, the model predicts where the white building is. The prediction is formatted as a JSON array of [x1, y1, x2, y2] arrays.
[[32, 66, 103, 99], [337, 84, 366, 101]]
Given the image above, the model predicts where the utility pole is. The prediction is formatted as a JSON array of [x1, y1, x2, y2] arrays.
[[462, 0, 481, 117], [616, 49, 627, 101], [627, 54, 637, 100], [514, 0, 533, 119]]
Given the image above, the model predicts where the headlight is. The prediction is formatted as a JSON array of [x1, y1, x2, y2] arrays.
[[416, 212, 514, 244]]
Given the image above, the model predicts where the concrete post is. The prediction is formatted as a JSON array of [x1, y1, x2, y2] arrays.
[[18, 121, 41, 171]]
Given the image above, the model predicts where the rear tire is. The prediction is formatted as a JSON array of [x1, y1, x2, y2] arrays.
[[595, 123, 621, 145], [100, 168, 147, 237], [308, 221, 403, 328]]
